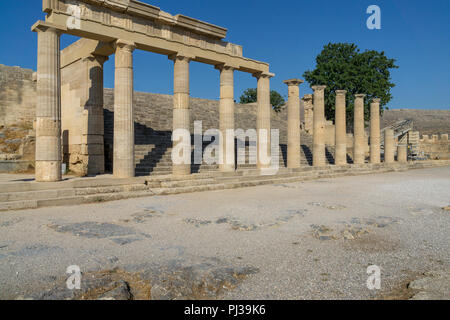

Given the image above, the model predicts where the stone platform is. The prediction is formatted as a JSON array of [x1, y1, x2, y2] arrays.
[[0, 160, 449, 212]]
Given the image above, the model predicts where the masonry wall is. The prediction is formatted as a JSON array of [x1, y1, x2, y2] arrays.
[[419, 134, 450, 160], [103, 89, 289, 172], [0, 65, 36, 172], [0, 64, 36, 127]]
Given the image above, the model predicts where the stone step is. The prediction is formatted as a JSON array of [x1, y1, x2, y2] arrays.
[[1, 161, 447, 212]]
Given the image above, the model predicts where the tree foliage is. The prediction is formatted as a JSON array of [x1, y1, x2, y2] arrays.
[[239, 88, 286, 112], [303, 43, 398, 127]]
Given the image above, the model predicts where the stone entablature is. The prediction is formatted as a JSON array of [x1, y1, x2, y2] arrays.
[[43, 0, 252, 64]]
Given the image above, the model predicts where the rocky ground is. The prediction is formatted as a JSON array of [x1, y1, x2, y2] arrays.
[[0, 167, 449, 300]]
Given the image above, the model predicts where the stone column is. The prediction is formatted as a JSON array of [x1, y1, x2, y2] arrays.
[[311, 85, 326, 167], [33, 24, 62, 182], [302, 94, 313, 134], [334, 90, 347, 165], [397, 144, 407, 163], [284, 79, 303, 168], [171, 54, 192, 176], [113, 40, 136, 178], [83, 54, 108, 175], [384, 128, 395, 163], [370, 98, 381, 164], [353, 94, 366, 164], [217, 65, 235, 172], [254, 72, 274, 169]]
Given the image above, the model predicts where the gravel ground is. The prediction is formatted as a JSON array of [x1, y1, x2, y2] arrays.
[[0, 167, 449, 300]]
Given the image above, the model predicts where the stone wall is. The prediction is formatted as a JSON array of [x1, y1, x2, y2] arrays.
[[0, 64, 36, 172], [103, 89, 289, 171], [0, 64, 36, 128], [419, 134, 450, 160]]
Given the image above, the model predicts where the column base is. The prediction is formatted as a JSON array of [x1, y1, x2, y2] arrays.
[[35, 161, 62, 182], [172, 164, 191, 176], [219, 164, 235, 172], [113, 159, 135, 178]]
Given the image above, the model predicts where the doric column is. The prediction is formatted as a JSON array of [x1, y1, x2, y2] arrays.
[[33, 24, 62, 182], [216, 64, 236, 172], [171, 54, 192, 176], [85, 54, 108, 175], [397, 145, 407, 163], [334, 90, 347, 165], [311, 85, 326, 167], [284, 79, 304, 168], [384, 128, 395, 163], [353, 94, 366, 164], [370, 98, 381, 164], [113, 40, 136, 178], [254, 72, 274, 169], [302, 94, 313, 134]]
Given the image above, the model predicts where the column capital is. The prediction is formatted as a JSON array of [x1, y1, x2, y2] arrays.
[[215, 63, 239, 71], [371, 98, 381, 103], [115, 39, 136, 52], [168, 53, 195, 62], [311, 85, 326, 91], [31, 20, 66, 34], [355, 93, 367, 98], [252, 71, 275, 79], [83, 54, 109, 65], [283, 78, 304, 86], [335, 90, 347, 95]]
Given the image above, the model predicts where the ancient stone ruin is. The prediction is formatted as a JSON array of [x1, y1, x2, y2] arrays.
[[0, 0, 448, 183]]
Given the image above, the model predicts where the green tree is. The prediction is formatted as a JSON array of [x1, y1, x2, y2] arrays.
[[239, 88, 286, 112], [303, 43, 398, 128]]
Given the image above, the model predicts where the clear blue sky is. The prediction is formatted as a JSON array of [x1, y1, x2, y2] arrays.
[[0, 0, 449, 109]]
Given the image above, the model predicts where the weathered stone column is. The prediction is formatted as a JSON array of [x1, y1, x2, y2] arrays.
[[397, 144, 407, 163], [302, 94, 313, 134], [370, 98, 381, 164], [384, 128, 395, 163], [217, 64, 235, 172], [334, 90, 347, 165], [254, 72, 274, 169], [33, 24, 62, 182], [312, 85, 326, 167], [284, 79, 304, 168], [113, 40, 136, 178], [353, 94, 366, 164], [171, 54, 192, 176], [83, 54, 108, 175]]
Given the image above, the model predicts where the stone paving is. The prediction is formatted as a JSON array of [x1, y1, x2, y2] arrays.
[[0, 166, 449, 300]]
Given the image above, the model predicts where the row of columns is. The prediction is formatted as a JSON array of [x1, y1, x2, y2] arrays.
[[34, 24, 275, 181], [283, 82, 405, 167], [33, 26, 405, 182]]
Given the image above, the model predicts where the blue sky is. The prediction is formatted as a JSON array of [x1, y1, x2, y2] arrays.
[[0, 0, 449, 109]]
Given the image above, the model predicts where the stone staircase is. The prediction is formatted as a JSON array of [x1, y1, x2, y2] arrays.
[[132, 131, 335, 176], [1, 160, 448, 212]]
